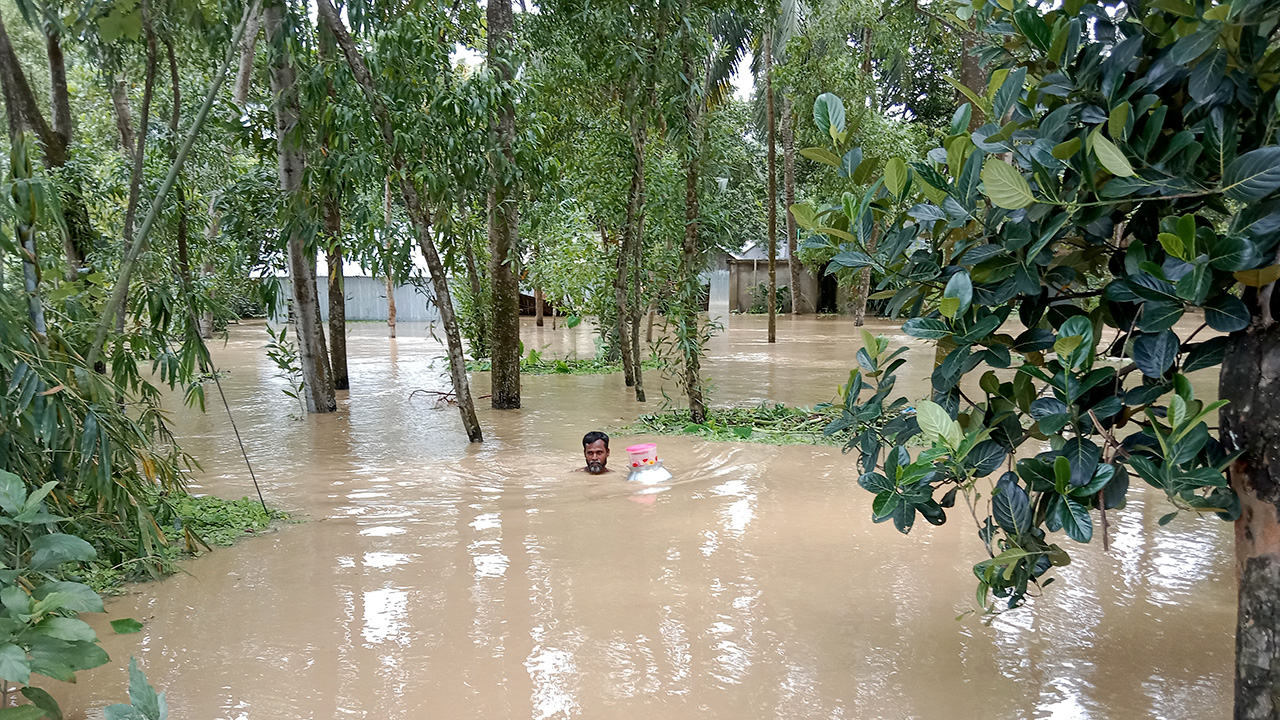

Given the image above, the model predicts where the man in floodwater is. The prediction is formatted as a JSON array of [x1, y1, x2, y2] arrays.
[[581, 431, 612, 474]]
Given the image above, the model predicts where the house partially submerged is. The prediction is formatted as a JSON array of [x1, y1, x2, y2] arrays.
[[711, 241, 847, 315]]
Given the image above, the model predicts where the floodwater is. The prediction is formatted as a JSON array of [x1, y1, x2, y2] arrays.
[[61, 315, 1234, 719]]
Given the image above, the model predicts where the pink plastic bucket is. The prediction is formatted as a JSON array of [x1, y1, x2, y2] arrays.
[[625, 443, 658, 468]]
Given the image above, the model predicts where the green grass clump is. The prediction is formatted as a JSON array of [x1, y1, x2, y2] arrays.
[[630, 403, 848, 445], [467, 355, 660, 376], [81, 494, 286, 594]]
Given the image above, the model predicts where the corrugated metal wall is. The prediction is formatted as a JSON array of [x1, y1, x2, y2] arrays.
[[272, 277, 440, 322]]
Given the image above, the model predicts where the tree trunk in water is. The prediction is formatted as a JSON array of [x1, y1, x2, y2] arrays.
[[232, 5, 261, 106], [765, 27, 778, 343], [487, 0, 520, 409], [266, 0, 335, 414], [1220, 325, 1280, 720], [535, 286, 544, 327], [378, 176, 394, 338], [619, 77, 652, 402], [782, 93, 800, 315], [613, 224, 636, 386], [675, 11, 708, 423], [318, 0, 481, 440], [462, 229, 487, 354], [852, 226, 879, 326], [326, 231, 349, 391]]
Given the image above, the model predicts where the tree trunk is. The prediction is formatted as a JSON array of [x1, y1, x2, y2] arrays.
[[852, 226, 879, 326], [200, 197, 217, 338], [167, 42, 192, 290], [765, 25, 777, 344], [318, 0, 481, 440], [384, 179, 397, 339], [119, 1, 159, 334], [535, 286, 544, 327], [678, 18, 708, 424], [326, 224, 349, 391], [1220, 325, 1280, 720], [265, 0, 335, 414], [782, 93, 800, 315], [619, 72, 653, 402], [232, 4, 261, 106], [487, 0, 520, 409], [108, 76, 136, 157], [614, 221, 636, 386]]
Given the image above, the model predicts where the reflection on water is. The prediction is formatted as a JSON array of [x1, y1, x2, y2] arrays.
[[60, 316, 1233, 719]]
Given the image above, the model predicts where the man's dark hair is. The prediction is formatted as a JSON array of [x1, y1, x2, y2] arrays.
[[583, 431, 609, 448]]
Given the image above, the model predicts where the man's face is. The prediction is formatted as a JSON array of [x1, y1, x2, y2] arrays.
[[584, 440, 609, 474]]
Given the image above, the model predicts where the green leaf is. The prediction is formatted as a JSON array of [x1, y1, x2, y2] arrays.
[[1223, 148, 1280, 202], [992, 476, 1031, 536], [28, 534, 97, 572], [0, 643, 30, 684], [1092, 133, 1136, 177], [1051, 138, 1081, 160], [884, 158, 908, 198], [813, 93, 846, 140], [798, 147, 842, 168], [32, 617, 98, 643], [1157, 232, 1184, 259], [944, 271, 973, 317], [903, 318, 951, 339], [0, 471, 26, 516], [1133, 331, 1180, 378], [31, 582, 103, 615], [1211, 237, 1260, 271], [1108, 103, 1131, 140], [19, 687, 61, 720], [915, 401, 952, 446], [1204, 294, 1250, 332], [127, 657, 163, 720], [789, 203, 817, 230], [1168, 22, 1220, 64], [980, 158, 1036, 209], [1055, 497, 1094, 543], [944, 77, 987, 116], [950, 104, 972, 136]]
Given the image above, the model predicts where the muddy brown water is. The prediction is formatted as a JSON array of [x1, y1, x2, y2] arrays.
[[61, 315, 1232, 719]]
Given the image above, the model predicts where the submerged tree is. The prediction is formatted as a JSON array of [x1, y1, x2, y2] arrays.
[[487, 0, 521, 409], [796, 0, 1280, 716]]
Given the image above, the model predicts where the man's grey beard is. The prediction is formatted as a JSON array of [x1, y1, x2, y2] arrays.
[[586, 461, 605, 475]]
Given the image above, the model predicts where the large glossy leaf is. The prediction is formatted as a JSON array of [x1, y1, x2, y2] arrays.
[[838, 147, 863, 178], [813, 93, 846, 139], [992, 474, 1032, 536], [966, 441, 1007, 477], [1054, 496, 1093, 543], [798, 147, 841, 167], [1211, 236, 1261, 271], [981, 158, 1035, 209], [0, 643, 29, 684], [1062, 437, 1101, 487], [1092, 133, 1136, 177], [884, 158, 908, 198], [28, 534, 97, 572], [1133, 331, 1179, 378], [1204, 294, 1250, 332], [943, 271, 973, 318], [903, 317, 951, 339], [1223, 148, 1280, 202], [1184, 336, 1229, 373]]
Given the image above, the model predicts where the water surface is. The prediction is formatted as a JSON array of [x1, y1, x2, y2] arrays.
[[62, 315, 1233, 719]]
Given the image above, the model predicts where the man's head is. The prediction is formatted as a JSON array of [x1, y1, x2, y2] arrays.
[[583, 431, 610, 474]]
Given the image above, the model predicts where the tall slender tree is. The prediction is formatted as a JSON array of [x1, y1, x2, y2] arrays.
[[764, 21, 777, 343], [487, 0, 521, 409], [316, 0, 483, 441], [264, 0, 335, 413]]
